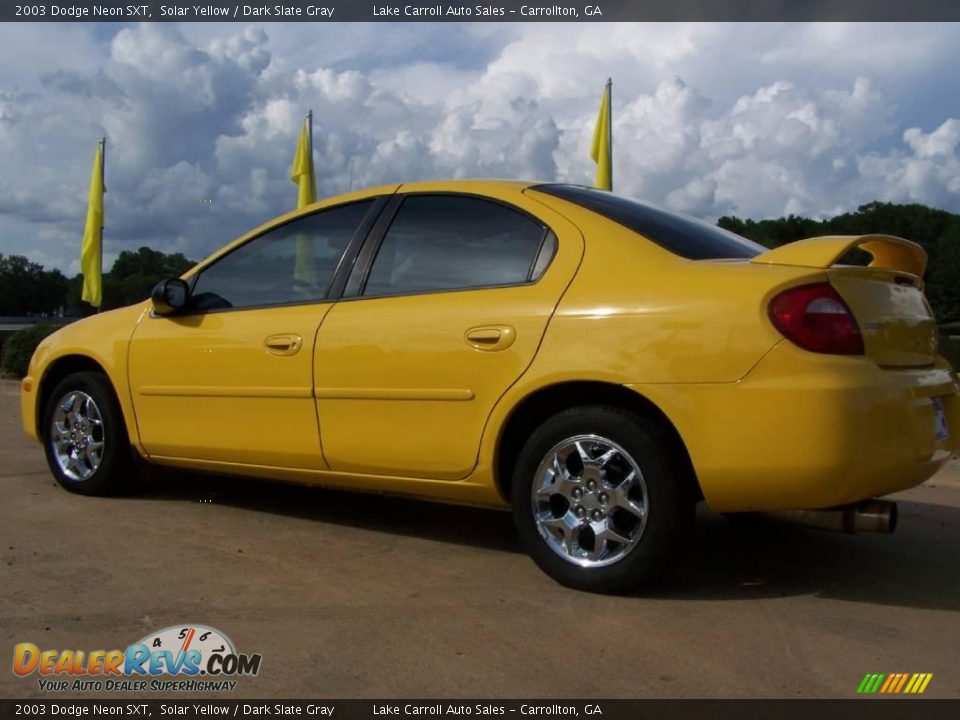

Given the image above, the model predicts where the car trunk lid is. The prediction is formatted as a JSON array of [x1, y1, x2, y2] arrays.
[[751, 234, 937, 367]]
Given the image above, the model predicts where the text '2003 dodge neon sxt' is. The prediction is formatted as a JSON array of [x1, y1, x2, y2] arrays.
[[20, 180, 960, 592]]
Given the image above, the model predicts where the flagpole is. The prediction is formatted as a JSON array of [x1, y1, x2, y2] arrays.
[[307, 109, 316, 200], [606, 78, 613, 192], [98, 136, 105, 313]]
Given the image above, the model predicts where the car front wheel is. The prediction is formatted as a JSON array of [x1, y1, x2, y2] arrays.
[[511, 405, 693, 593], [42, 371, 133, 496]]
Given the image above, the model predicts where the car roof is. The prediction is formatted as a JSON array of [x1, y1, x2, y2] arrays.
[[315, 179, 539, 206], [397, 179, 537, 193]]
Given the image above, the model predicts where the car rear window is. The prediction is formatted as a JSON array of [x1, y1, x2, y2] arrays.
[[532, 184, 765, 260]]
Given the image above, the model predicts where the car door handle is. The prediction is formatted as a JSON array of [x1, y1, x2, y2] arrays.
[[264, 334, 302, 356], [465, 326, 516, 351]]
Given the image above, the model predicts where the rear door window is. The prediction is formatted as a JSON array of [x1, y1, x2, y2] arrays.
[[363, 195, 553, 297]]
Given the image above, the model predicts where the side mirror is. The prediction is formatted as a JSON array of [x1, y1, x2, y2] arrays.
[[151, 278, 191, 316]]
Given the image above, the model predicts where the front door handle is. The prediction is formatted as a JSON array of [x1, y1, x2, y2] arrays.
[[264, 334, 302, 356], [465, 325, 516, 351]]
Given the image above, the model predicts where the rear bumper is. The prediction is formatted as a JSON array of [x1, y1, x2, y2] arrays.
[[631, 342, 960, 513]]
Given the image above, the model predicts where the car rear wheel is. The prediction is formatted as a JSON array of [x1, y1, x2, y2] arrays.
[[511, 405, 693, 593], [42, 371, 133, 496]]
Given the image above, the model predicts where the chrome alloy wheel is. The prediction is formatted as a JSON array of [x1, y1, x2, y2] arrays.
[[50, 390, 105, 482], [531, 434, 649, 568]]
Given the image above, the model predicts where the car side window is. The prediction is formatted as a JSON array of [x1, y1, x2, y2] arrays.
[[363, 195, 551, 297], [191, 200, 373, 311]]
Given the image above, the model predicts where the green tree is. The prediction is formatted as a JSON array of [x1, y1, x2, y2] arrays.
[[0, 254, 69, 316], [104, 246, 195, 310], [110, 246, 194, 280], [927, 219, 960, 323], [720, 203, 960, 322], [0, 324, 57, 377], [67, 246, 196, 314]]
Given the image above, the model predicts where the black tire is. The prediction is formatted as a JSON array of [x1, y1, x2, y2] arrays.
[[41, 371, 134, 496], [511, 405, 693, 593]]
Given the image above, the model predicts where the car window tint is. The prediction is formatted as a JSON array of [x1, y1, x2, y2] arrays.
[[192, 200, 372, 310], [533, 184, 765, 260], [531, 231, 557, 281], [364, 195, 548, 296]]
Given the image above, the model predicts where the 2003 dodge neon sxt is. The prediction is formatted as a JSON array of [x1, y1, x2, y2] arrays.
[[20, 180, 960, 592]]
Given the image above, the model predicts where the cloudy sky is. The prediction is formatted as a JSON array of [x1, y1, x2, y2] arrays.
[[1, 22, 959, 274]]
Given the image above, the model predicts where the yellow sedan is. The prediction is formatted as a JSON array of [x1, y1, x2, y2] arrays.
[[20, 180, 960, 592]]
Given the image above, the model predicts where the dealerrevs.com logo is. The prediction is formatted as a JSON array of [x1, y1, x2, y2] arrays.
[[12, 624, 262, 692]]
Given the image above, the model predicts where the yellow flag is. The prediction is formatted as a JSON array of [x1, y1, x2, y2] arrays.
[[590, 80, 612, 191], [80, 142, 104, 308], [290, 117, 316, 208], [290, 115, 317, 285]]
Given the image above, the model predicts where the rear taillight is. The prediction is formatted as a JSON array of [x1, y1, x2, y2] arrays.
[[768, 283, 864, 355]]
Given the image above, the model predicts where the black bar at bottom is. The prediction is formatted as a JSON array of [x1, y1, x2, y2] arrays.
[[0, 699, 958, 720]]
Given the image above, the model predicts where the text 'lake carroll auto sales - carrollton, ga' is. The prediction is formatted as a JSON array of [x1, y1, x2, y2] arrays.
[[373, 705, 604, 716], [372, 5, 603, 18]]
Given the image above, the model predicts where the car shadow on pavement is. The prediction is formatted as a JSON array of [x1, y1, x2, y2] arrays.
[[656, 502, 960, 611], [135, 469, 958, 611], [136, 468, 524, 554]]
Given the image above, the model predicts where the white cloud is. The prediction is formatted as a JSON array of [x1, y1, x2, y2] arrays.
[[858, 119, 960, 207], [904, 119, 960, 158], [0, 21, 959, 274]]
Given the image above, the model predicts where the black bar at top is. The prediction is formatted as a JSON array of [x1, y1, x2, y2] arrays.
[[1, 0, 959, 22]]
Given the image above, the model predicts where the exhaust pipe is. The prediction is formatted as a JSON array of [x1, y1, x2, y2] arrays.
[[765, 500, 897, 534]]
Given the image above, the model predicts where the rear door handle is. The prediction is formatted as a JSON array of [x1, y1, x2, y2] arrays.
[[465, 326, 516, 351], [265, 334, 302, 356]]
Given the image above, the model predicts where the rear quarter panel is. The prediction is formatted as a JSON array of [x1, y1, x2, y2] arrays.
[[521, 193, 810, 384], [475, 194, 822, 500]]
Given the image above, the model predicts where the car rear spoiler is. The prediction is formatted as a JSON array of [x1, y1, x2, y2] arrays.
[[750, 234, 927, 278]]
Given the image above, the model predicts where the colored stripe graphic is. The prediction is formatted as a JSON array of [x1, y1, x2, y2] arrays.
[[858, 673, 933, 694], [905, 673, 934, 694], [857, 673, 886, 693], [886, 674, 901, 693], [893, 674, 909, 693]]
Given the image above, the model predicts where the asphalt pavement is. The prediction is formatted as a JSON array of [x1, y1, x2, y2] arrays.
[[1, 378, 958, 699]]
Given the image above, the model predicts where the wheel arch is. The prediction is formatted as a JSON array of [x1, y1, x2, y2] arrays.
[[493, 381, 702, 504], [36, 355, 126, 441]]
